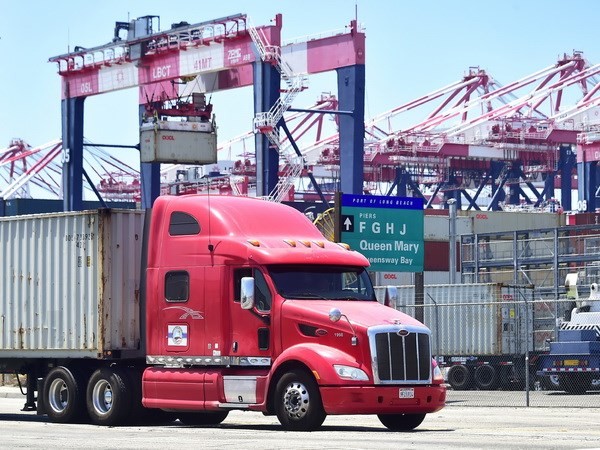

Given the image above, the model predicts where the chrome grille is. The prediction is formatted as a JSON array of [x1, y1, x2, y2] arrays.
[[369, 325, 432, 384]]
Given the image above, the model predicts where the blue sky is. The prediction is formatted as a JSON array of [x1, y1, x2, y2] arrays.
[[1, 1, 598, 164]]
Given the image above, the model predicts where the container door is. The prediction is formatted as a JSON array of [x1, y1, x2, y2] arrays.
[[501, 294, 517, 354]]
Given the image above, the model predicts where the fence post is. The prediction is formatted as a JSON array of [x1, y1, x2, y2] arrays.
[[524, 287, 530, 407], [415, 272, 424, 323]]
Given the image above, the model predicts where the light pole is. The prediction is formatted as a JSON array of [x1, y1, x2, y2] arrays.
[[447, 198, 457, 284]]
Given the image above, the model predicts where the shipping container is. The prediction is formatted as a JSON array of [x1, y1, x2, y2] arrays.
[[424, 216, 472, 241], [140, 121, 217, 164], [464, 210, 564, 234], [375, 271, 456, 286], [566, 212, 600, 225], [0, 209, 144, 358], [0, 199, 137, 217], [390, 283, 536, 355]]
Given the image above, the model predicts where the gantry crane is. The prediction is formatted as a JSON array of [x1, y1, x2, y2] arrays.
[[48, 13, 366, 211]]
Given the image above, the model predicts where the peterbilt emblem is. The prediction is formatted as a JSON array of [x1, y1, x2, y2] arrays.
[[315, 329, 328, 336], [397, 328, 410, 337]]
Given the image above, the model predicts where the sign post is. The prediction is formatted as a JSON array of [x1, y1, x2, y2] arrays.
[[340, 194, 424, 272]]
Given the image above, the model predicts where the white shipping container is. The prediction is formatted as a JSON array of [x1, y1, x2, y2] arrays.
[[0, 209, 145, 358], [375, 271, 456, 286], [375, 283, 536, 356], [424, 216, 472, 241], [140, 121, 217, 164], [464, 210, 564, 234]]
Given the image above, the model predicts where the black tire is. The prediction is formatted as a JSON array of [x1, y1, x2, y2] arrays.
[[498, 365, 514, 390], [474, 365, 499, 390], [86, 367, 133, 426], [540, 374, 560, 391], [447, 365, 472, 390], [275, 370, 326, 431], [43, 366, 88, 423], [178, 411, 229, 426], [558, 374, 593, 395], [378, 413, 426, 431]]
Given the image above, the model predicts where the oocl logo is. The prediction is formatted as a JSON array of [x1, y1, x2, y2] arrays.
[[475, 213, 488, 219], [384, 274, 398, 280], [162, 135, 175, 141]]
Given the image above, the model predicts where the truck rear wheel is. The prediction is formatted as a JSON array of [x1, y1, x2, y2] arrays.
[[540, 374, 560, 391], [378, 413, 426, 431], [474, 365, 499, 390], [44, 366, 87, 423], [178, 411, 229, 426], [86, 367, 132, 426], [275, 369, 326, 431], [447, 365, 472, 390]]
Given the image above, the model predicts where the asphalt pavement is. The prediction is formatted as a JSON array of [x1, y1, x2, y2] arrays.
[[0, 386, 22, 399]]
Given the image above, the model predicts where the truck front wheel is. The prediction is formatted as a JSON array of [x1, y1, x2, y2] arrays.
[[44, 366, 87, 423], [378, 413, 426, 431], [275, 370, 326, 431], [86, 367, 132, 426]]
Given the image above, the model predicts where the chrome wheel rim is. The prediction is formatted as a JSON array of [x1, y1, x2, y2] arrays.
[[92, 380, 113, 415], [282, 381, 310, 419], [48, 378, 69, 413]]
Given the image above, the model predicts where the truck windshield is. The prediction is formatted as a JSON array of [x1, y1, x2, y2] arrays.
[[268, 265, 376, 301]]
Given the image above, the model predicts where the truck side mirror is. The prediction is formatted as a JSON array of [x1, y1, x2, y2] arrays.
[[329, 308, 342, 322], [384, 286, 398, 308], [240, 277, 255, 310]]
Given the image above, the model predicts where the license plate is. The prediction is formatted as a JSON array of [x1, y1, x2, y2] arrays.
[[564, 359, 579, 366], [399, 388, 414, 399]]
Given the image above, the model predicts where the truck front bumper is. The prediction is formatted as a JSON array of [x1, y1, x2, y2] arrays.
[[320, 384, 446, 415]]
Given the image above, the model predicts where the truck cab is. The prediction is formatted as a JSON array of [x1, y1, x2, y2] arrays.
[[142, 195, 445, 430], [537, 276, 600, 394]]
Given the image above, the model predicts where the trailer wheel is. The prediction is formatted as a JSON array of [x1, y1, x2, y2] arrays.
[[540, 374, 560, 391], [558, 374, 593, 395], [178, 411, 229, 426], [378, 413, 426, 431], [44, 366, 88, 423], [474, 365, 499, 390], [275, 369, 326, 431], [447, 365, 472, 390], [86, 367, 132, 426]]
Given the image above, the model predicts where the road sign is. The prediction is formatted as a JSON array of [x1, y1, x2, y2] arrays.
[[340, 194, 424, 272]]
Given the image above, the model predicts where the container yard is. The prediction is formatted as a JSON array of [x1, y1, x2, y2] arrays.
[[2, 3, 600, 434]]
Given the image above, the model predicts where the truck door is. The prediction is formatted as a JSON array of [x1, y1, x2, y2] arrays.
[[158, 267, 206, 355], [229, 268, 271, 357]]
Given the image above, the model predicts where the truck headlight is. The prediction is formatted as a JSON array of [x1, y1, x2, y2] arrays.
[[432, 360, 444, 383], [334, 365, 369, 381]]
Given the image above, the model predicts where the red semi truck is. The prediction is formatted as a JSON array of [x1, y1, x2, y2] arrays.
[[0, 195, 445, 431]]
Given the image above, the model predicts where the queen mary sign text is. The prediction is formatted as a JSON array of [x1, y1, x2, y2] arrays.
[[340, 194, 424, 272]]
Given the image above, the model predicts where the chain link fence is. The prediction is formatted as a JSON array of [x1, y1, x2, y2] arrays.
[[375, 283, 600, 407]]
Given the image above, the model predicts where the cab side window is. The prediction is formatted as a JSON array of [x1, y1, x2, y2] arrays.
[[233, 268, 271, 312], [165, 271, 189, 302], [169, 211, 200, 236], [233, 268, 253, 302], [254, 271, 272, 312]]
